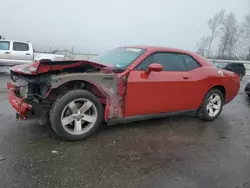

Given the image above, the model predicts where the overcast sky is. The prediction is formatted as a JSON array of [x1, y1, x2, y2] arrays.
[[1, 0, 249, 53]]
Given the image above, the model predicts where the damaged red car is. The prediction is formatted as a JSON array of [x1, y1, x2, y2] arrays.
[[7, 46, 240, 141]]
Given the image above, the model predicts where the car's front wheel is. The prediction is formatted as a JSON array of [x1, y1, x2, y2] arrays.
[[197, 89, 223, 121], [50, 90, 103, 141]]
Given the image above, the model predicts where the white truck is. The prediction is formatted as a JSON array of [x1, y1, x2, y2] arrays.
[[0, 40, 65, 67]]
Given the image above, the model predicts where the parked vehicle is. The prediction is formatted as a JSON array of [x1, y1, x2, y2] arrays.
[[245, 81, 250, 97], [212, 62, 246, 80], [7, 46, 240, 141], [0, 40, 64, 66]]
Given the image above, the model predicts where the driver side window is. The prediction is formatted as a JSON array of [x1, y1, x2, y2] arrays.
[[136, 55, 154, 70], [136, 52, 186, 71]]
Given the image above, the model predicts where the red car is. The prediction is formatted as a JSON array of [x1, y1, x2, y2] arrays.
[[7, 46, 240, 141]]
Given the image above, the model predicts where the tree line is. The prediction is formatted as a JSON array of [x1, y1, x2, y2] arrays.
[[196, 9, 250, 60]]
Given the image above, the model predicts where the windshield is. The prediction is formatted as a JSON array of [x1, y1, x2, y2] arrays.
[[90, 47, 146, 68]]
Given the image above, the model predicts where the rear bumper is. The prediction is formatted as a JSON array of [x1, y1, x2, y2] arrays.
[[7, 82, 32, 119]]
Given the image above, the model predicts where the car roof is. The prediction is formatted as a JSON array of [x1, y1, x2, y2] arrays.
[[123, 45, 213, 67], [123, 45, 192, 54]]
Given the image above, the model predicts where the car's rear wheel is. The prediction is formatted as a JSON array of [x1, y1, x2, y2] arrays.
[[50, 90, 103, 141], [197, 89, 223, 121]]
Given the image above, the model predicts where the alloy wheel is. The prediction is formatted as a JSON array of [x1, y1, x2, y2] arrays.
[[61, 98, 98, 135], [206, 93, 222, 117]]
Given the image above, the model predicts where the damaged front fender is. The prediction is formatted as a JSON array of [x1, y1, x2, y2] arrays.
[[48, 73, 124, 121], [9, 60, 128, 121]]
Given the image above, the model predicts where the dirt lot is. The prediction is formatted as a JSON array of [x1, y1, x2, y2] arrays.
[[0, 74, 250, 188]]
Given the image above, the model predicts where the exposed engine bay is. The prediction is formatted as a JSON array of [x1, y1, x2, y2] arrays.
[[8, 60, 126, 122]]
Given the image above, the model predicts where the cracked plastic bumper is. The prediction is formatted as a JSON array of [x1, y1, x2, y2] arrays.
[[7, 82, 32, 120]]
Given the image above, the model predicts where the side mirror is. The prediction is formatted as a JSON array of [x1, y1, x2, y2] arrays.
[[145, 63, 163, 75]]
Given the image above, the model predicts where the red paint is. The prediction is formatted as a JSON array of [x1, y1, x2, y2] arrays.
[[7, 83, 31, 119], [8, 46, 240, 121], [148, 63, 163, 72], [119, 46, 239, 117], [11, 60, 108, 75]]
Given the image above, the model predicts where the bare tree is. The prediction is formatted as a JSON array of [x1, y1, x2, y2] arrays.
[[247, 47, 250, 60], [196, 36, 210, 56], [232, 24, 245, 56], [196, 6, 250, 60], [245, 13, 250, 60], [238, 11, 250, 60], [245, 13, 250, 40], [218, 12, 243, 59], [207, 9, 225, 57]]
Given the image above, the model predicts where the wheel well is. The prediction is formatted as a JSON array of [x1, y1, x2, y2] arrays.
[[48, 80, 107, 104], [210, 85, 226, 100]]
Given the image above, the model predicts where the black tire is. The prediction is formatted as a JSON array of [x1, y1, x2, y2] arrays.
[[50, 90, 103, 141], [247, 93, 250, 97], [197, 89, 224, 121]]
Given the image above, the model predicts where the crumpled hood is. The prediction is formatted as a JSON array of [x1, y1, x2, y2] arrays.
[[10, 60, 109, 75]]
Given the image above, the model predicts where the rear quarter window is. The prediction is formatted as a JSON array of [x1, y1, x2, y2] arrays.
[[181, 54, 201, 71]]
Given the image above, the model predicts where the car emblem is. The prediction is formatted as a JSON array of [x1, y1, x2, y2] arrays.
[[218, 69, 223, 76]]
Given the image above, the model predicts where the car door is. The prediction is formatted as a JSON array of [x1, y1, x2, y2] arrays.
[[11, 42, 33, 65], [0, 41, 11, 66], [124, 52, 190, 117], [180, 54, 205, 109]]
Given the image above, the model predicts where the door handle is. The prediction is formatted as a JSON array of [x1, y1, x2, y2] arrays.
[[182, 76, 189, 79], [5, 52, 10, 54], [25, 53, 31, 55]]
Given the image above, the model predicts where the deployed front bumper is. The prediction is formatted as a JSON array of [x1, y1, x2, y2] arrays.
[[7, 82, 32, 119]]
